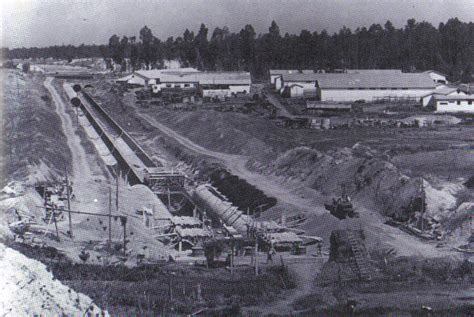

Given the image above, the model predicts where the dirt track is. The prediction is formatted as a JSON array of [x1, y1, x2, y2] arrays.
[[136, 111, 323, 213]]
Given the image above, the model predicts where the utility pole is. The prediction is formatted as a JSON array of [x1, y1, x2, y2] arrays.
[[254, 218, 259, 276], [65, 165, 72, 238], [167, 187, 171, 211], [53, 213, 59, 241], [230, 238, 234, 276], [255, 235, 259, 276], [122, 216, 127, 256], [116, 172, 119, 212], [420, 178, 425, 233], [108, 187, 112, 250]]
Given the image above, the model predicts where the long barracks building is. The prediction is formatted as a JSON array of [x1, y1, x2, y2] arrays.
[[273, 70, 436, 102]]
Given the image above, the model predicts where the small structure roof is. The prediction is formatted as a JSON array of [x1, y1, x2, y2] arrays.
[[282, 72, 435, 89], [423, 70, 448, 77], [268, 232, 302, 243], [176, 227, 212, 238], [171, 216, 202, 227], [116, 74, 134, 82], [126, 76, 145, 85], [253, 221, 284, 231]]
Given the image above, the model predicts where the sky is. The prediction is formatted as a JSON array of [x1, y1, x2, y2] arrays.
[[1, 0, 474, 48]]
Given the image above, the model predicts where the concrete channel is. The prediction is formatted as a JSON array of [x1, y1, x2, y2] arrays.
[[78, 89, 156, 185]]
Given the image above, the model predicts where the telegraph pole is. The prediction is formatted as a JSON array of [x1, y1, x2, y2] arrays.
[[116, 172, 119, 212], [108, 187, 112, 250], [65, 165, 72, 238], [254, 218, 259, 276]]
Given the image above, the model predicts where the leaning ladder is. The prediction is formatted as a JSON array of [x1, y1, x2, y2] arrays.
[[347, 231, 371, 280]]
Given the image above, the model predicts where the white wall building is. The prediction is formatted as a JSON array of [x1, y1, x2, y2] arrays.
[[434, 95, 474, 113], [280, 72, 436, 101], [118, 69, 251, 98], [269, 70, 314, 90], [117, 68, 200, 87], [198, 72, 251, 97]]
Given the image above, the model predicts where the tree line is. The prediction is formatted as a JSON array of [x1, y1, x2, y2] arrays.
[[3, 18, 474, 81]]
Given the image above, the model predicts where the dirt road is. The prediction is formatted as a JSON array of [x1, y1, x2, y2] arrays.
[[265, 90, 294, 118], [136, 111, 323, 213], [44, 77, 109, 231], [243, 257, 326, 315]]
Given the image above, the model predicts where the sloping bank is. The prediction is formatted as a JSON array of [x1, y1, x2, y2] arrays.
[[246, 144, 468, 223], [0, 243, 108, 316]]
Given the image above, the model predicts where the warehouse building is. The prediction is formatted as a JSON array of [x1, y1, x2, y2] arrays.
[[279, 72, 436, 102], [433, 95, 474, 113], [116, 68, 200, 87], [151, 72, 251, 99], [118, 69, 251, 98]]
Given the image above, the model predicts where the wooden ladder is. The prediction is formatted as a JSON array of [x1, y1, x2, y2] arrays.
[[348, 232, 371, 280]]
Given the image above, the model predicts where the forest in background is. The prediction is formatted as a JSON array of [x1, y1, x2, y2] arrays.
[[3, 18, 474, 81]]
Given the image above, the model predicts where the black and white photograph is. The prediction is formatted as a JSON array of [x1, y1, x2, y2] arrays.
[[0, 0, 473, 315]]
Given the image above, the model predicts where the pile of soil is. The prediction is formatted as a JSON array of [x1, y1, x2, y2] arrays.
[[250, 145, 422, 220], [210, 169, 277, 213]]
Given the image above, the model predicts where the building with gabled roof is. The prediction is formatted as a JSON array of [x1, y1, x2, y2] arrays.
[[118, 69, 251, 99], [279, 72, 436, 101], [270, 69, 320, 90]]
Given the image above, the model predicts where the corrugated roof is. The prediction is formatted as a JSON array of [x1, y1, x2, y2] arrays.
[[116, 74, 134, 82], [176, 227, 212, 238], [158, 72, 251, 85], [171, 216, 202, 227], [423, 70, 447, 77], [196, 72, 251, 85], [127, 76, 145, 85], [346, 69, 402, 74], [434, 95, 474, 101], [135, 68, 200, 79], [268, 232, 302, 243], [270, 69, 314, 75], [283, 73, 436, 89], [421, 86, 459, 97]]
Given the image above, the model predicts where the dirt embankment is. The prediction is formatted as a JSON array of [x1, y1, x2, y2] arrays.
[[248, 145, 421, 219], [1, 70, 72, 186], [88, 80, 472, 240]]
